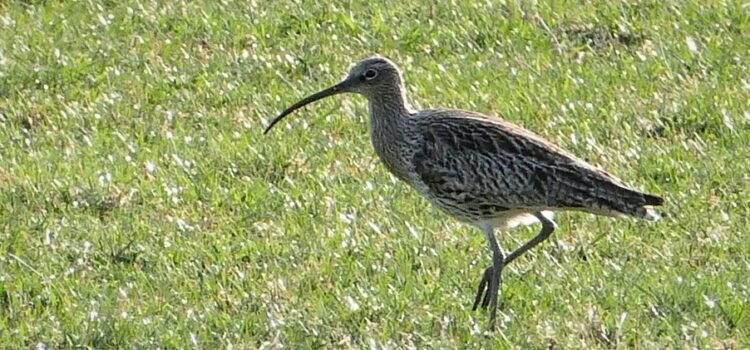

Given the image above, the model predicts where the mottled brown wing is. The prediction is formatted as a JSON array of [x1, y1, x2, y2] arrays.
[[412, 110, 662, 217]]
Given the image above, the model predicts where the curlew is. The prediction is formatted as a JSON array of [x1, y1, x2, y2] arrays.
[[263, 56, 663, 330]]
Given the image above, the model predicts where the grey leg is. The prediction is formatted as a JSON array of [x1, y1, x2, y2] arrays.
[[471, 266, 493, 311], [505, 212, 556, 265], [472, 213, 556, 327], [471, 224, 505, 330]]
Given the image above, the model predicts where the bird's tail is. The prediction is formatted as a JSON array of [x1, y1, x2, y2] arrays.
[[595, 183, 664, 221], [636, 192, 664, 221]]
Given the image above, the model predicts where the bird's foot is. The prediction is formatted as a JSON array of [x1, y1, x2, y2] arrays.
[[471, 264, 503, 331], [471, 266, 493, 311]]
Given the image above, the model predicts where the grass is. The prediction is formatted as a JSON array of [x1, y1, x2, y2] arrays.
[[1, 0, 749, 348]]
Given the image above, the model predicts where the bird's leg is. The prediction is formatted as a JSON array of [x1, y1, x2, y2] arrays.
[[504, 212, 556, 265], [471, 266, 493, 311], [471, 224, 505, 330], [472, 213, 556, 325]]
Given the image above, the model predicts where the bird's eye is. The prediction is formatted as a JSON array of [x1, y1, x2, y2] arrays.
[[364, 69, 378, 80]]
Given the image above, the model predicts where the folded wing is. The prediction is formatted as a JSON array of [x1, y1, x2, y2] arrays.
[[411, 110, 663, 220]]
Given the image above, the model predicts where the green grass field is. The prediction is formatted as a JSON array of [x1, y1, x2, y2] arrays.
[[1, 0, 749, 348]]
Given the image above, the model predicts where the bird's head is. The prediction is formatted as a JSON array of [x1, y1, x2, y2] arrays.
[[263, 56, 403, 134], [343, 56, 403, 96]]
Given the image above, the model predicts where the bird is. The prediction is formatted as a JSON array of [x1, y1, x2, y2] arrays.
[[263, 56, 663, 330]]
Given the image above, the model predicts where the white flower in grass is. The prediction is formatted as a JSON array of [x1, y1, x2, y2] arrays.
[[98, 171, 111, 187], [703, 294, 716, 309], [176, 218, 194, 232], [686, 36, 700, 54], [144, 161, 156, 173], [345, 295, 360, 311]]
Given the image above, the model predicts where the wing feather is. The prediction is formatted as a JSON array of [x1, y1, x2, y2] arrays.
[[411, 110, 662, 218]]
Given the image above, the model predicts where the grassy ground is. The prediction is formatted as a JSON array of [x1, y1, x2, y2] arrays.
[[1, 0, 749, 348]]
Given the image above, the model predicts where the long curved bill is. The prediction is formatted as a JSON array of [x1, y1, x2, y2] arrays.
[[263, 80, 351, 134]]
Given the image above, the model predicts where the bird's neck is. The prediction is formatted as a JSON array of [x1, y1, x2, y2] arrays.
[[367, 87, 410, 119], [368, 87, 410, 140], [367, 88, 413, 181]]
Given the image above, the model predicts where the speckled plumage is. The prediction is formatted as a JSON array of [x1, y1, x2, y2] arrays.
[[264, 56, 663, 330], [409, 109, 663, 223]]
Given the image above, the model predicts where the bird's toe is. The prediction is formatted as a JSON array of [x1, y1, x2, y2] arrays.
[[472, 266, 494, 311]]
